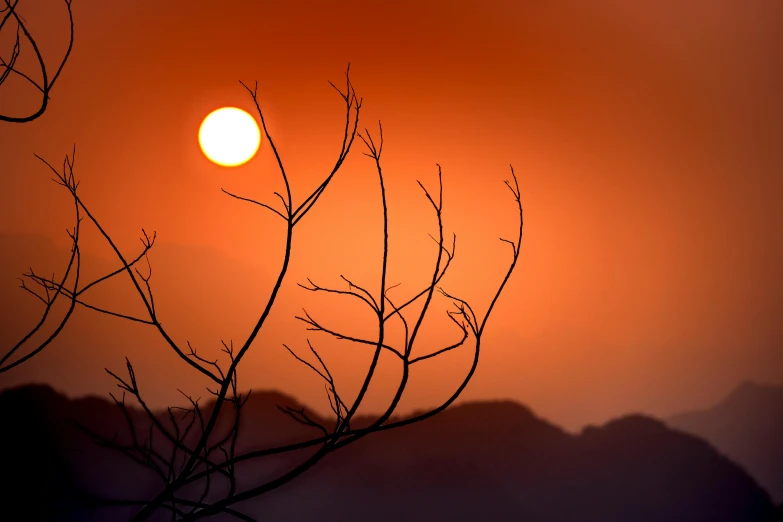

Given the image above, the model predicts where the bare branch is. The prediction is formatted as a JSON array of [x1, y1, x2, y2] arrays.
[[295, 309, 403, 360], [221, 188, 288, 221], [0, 0, 75, 123], [0, 150, 82, 373], [409, 310, 470, 364], [127, 65, 365, 520], [297, 276, 379, 313], [293, 64, 363, 225], [16, 68, 523, 522]]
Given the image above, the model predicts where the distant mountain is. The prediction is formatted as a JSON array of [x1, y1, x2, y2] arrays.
[[0, 384, 776, 522], [668, 381, 783, 503]]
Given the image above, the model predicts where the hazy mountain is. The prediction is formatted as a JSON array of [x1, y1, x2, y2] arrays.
[[668, 381, 783, 503], [0, 384, 777, 521]]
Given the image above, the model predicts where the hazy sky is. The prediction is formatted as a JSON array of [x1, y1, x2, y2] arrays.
[[1, 0, 781, 430]]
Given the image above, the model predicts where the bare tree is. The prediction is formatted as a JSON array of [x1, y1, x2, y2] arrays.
[[23, 66, 523, 520], [0, 0, 75, 123]]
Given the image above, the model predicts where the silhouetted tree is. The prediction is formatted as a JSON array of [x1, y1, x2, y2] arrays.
[[0, 0, 75, 123], [18, 66, 523, 521]]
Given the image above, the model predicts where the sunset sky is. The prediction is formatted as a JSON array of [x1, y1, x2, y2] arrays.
[[1, 0, 781, 431]]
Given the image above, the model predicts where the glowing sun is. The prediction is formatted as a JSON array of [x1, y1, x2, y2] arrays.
[[198, 107, 261, 167]]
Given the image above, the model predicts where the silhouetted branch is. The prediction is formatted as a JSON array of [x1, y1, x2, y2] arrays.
[[220, 188, 288, 221], [292, 64, 362, 225], [409, 310, 470, 364], [277, 405, 329, 438], [139, 109, 520, 522], [36, 146, 224, 383], [97, 358, 232, 487], [0, 149, 82, 373], [283, 340, 348, 428], [380, 232, 456, 323], [21, 67, 523, 522], [298, 276, 379, 313], [0, 0, 75, 123], [295, 309, 403, 359], [78, 65, 364, 521]]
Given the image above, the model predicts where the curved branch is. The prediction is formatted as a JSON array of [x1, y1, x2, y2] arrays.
[[0, 151, 82, 373], [0, 0, 75, 123]]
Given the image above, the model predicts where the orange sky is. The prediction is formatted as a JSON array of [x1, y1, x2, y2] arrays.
[[1, 0, 781, 430]]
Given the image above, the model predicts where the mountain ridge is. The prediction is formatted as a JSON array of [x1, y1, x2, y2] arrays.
[[667, 380, 783, 503], [1, 383, 778, 521]]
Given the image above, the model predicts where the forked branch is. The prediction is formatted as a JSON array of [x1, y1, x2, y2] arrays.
[[0, 150, 82, 373], [19, 67, 523, 522], [0, 0, 75, 123]]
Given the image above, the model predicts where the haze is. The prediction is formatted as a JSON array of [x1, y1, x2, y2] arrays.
[[1, 0, 781, 431]]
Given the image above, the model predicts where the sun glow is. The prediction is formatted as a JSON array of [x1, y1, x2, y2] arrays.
[[198, 107, 261, 167]]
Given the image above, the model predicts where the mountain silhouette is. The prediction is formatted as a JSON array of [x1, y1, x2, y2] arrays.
[[667, 380, 783, 504], [0, 384, 776, 521]]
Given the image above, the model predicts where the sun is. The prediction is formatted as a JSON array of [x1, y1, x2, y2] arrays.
[[198, 107, 261, 167]]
